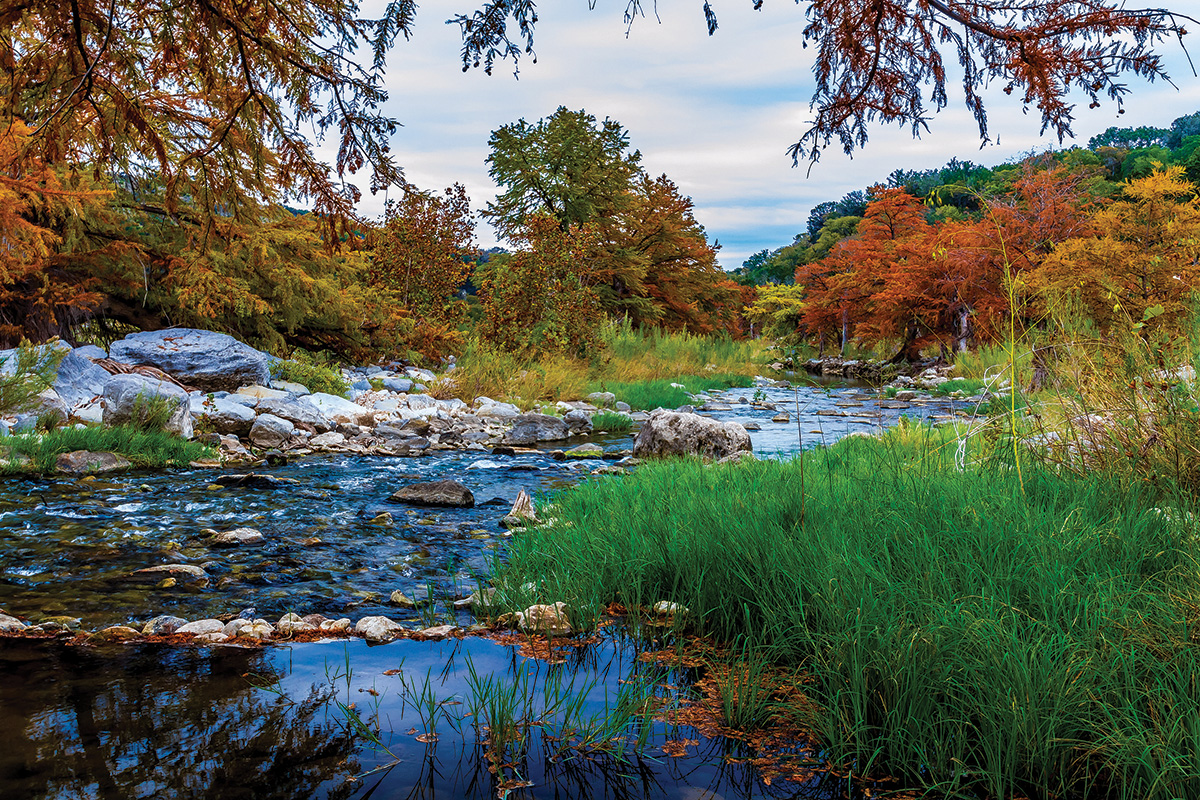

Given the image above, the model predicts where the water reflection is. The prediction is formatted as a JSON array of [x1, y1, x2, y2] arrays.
[[0, 635, 852, 799]]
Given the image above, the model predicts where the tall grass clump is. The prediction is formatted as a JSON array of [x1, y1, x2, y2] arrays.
[[1, 426, 214, 472], [591, 374, 753, 411], [592, 411, 633, 433], [496, 433, 1200, 798], [596, 318, 766, 382]]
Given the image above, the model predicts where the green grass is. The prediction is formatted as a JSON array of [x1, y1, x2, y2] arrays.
[[589, 374, 754, 411], [592, 411, 634, 433], [0, 426, 214, 473], [270, 356, 349, 397], [933, 377, 989, 396], [495, 430, 1200, 799]]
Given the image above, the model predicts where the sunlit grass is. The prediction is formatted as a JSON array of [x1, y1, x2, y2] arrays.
[[1, 425, 214, 473]]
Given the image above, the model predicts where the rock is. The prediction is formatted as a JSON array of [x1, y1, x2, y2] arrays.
[[587, 391, 616, 408], [388, 479, 475, 508], [0, 342, 107, 410], [130, 564, 209, 586], [308, 392, 376, 427], [209, 527, 265, 546], [632, 410, 752, 461], [453, 588, 498, 610], [563, 443, 604, 459], [234, 384, 290, 400], [0, 614, 28, 632], [109, 329, 270, 392], [382, 377, 413, 393], [54, 450, 131, 476], [894, 390, 917, 401], [771, 413, 790, 423], [319, 618, 353, 632], [142, 615, 188, 635], [74, 344, 107, 360], [476, 401, 522, 420], [94, 625, 141, 642], [195, 632, 231, 644], [308, 431, 347, 449], [213, 472, 299, 490], [652, 601, 689, 616], [176, 619, 225, 635], [389, 589, 432, 608], [563, 409, 593, 432], [193, 395, 257, 436], [742, 422, 762, 431], [240, 620, 275, 640], [102, 373, 193, 438], [503, 414, 570, 445], [417, 624, 457, 639], [615, 401, 632, 413], [254, 397, 333, 432], [716, 451, 758, 466], [270, 379, 312, 396], [516, 602, 572, 636], [406, 393, 438, 410], [248, 413, 295, 448], [277, 613, 316, 635], [35, 616, 82, 632], [355, 616, 406, 642]]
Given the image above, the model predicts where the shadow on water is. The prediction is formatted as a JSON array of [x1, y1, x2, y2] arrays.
[[0, 634, 852, 799]]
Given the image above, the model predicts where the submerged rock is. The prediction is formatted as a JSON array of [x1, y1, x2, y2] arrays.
[[130, 564, 209, 586], [388, 479, 475, 508], [209, 527, 265, 546], [632, 410, 752, 461]]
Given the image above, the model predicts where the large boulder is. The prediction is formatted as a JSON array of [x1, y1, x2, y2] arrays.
[[0, 342, 109, 410], [108, 329, 271, 392], [632, 409, 751, 461], [102, 373, 193, 438], [388, 479, 475, 508], [502, 413, 570, 445]]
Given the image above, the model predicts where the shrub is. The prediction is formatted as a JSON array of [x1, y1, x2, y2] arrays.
[[270, 356, 349, 397]]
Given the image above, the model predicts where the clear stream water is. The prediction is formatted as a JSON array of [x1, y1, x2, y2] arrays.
[[0, 384, 966, 799]]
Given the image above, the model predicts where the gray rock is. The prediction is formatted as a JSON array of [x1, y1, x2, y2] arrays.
[[417, 624, 457, 639], [382, 377, 413, 393], [355, 615, 406, 642], [503, 414, 569, 445], [632, 410, 752, 461], [615, 401, 632, 413], [109, 329, 271, 392], [193, 395, 257, 436], [234, 384, 289, 401], [563, 409, 593, 432], [406, 394, 438, 410], [308, 392, 376, 426], [73, 344, 108, 360], [270, 379, 311, 396], [55, 450, 131, 476], [194, 632, 231, 644], [102, 373, 193, 438], [0, 342, 109, 410], [277, 613, 316, 635], [28, 389, 69, 425], [254, 397, 333, 432], [142, 615, 188, 635], [475, 401, 521, 420], [308, 431, 347, 449], [388, 479, 475, 508], [248, 413, 294, 448]]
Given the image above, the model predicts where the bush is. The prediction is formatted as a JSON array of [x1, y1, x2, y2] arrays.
[[270, 356, 349, 397], [0, 341, 65, 415]]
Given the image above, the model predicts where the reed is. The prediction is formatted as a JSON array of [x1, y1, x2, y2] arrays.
[[495, 431, 1200, 798]]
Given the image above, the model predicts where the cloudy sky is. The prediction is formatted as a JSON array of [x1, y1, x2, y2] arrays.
[[345, 1, 1200, 269]]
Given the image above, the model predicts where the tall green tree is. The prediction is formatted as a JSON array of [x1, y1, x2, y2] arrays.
[[485, 107, 643, 240]]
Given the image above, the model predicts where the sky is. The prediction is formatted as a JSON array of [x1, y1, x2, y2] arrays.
[[339, 1, 1200, 270]]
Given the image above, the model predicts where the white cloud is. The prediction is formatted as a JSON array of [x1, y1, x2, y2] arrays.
[[338, 1, 1200, 269]]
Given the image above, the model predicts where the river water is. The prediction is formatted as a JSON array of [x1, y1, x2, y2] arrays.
[[0, 383, 965, 799]]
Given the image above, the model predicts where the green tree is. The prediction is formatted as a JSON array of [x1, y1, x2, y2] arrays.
[[485, 107, 642, 240]]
